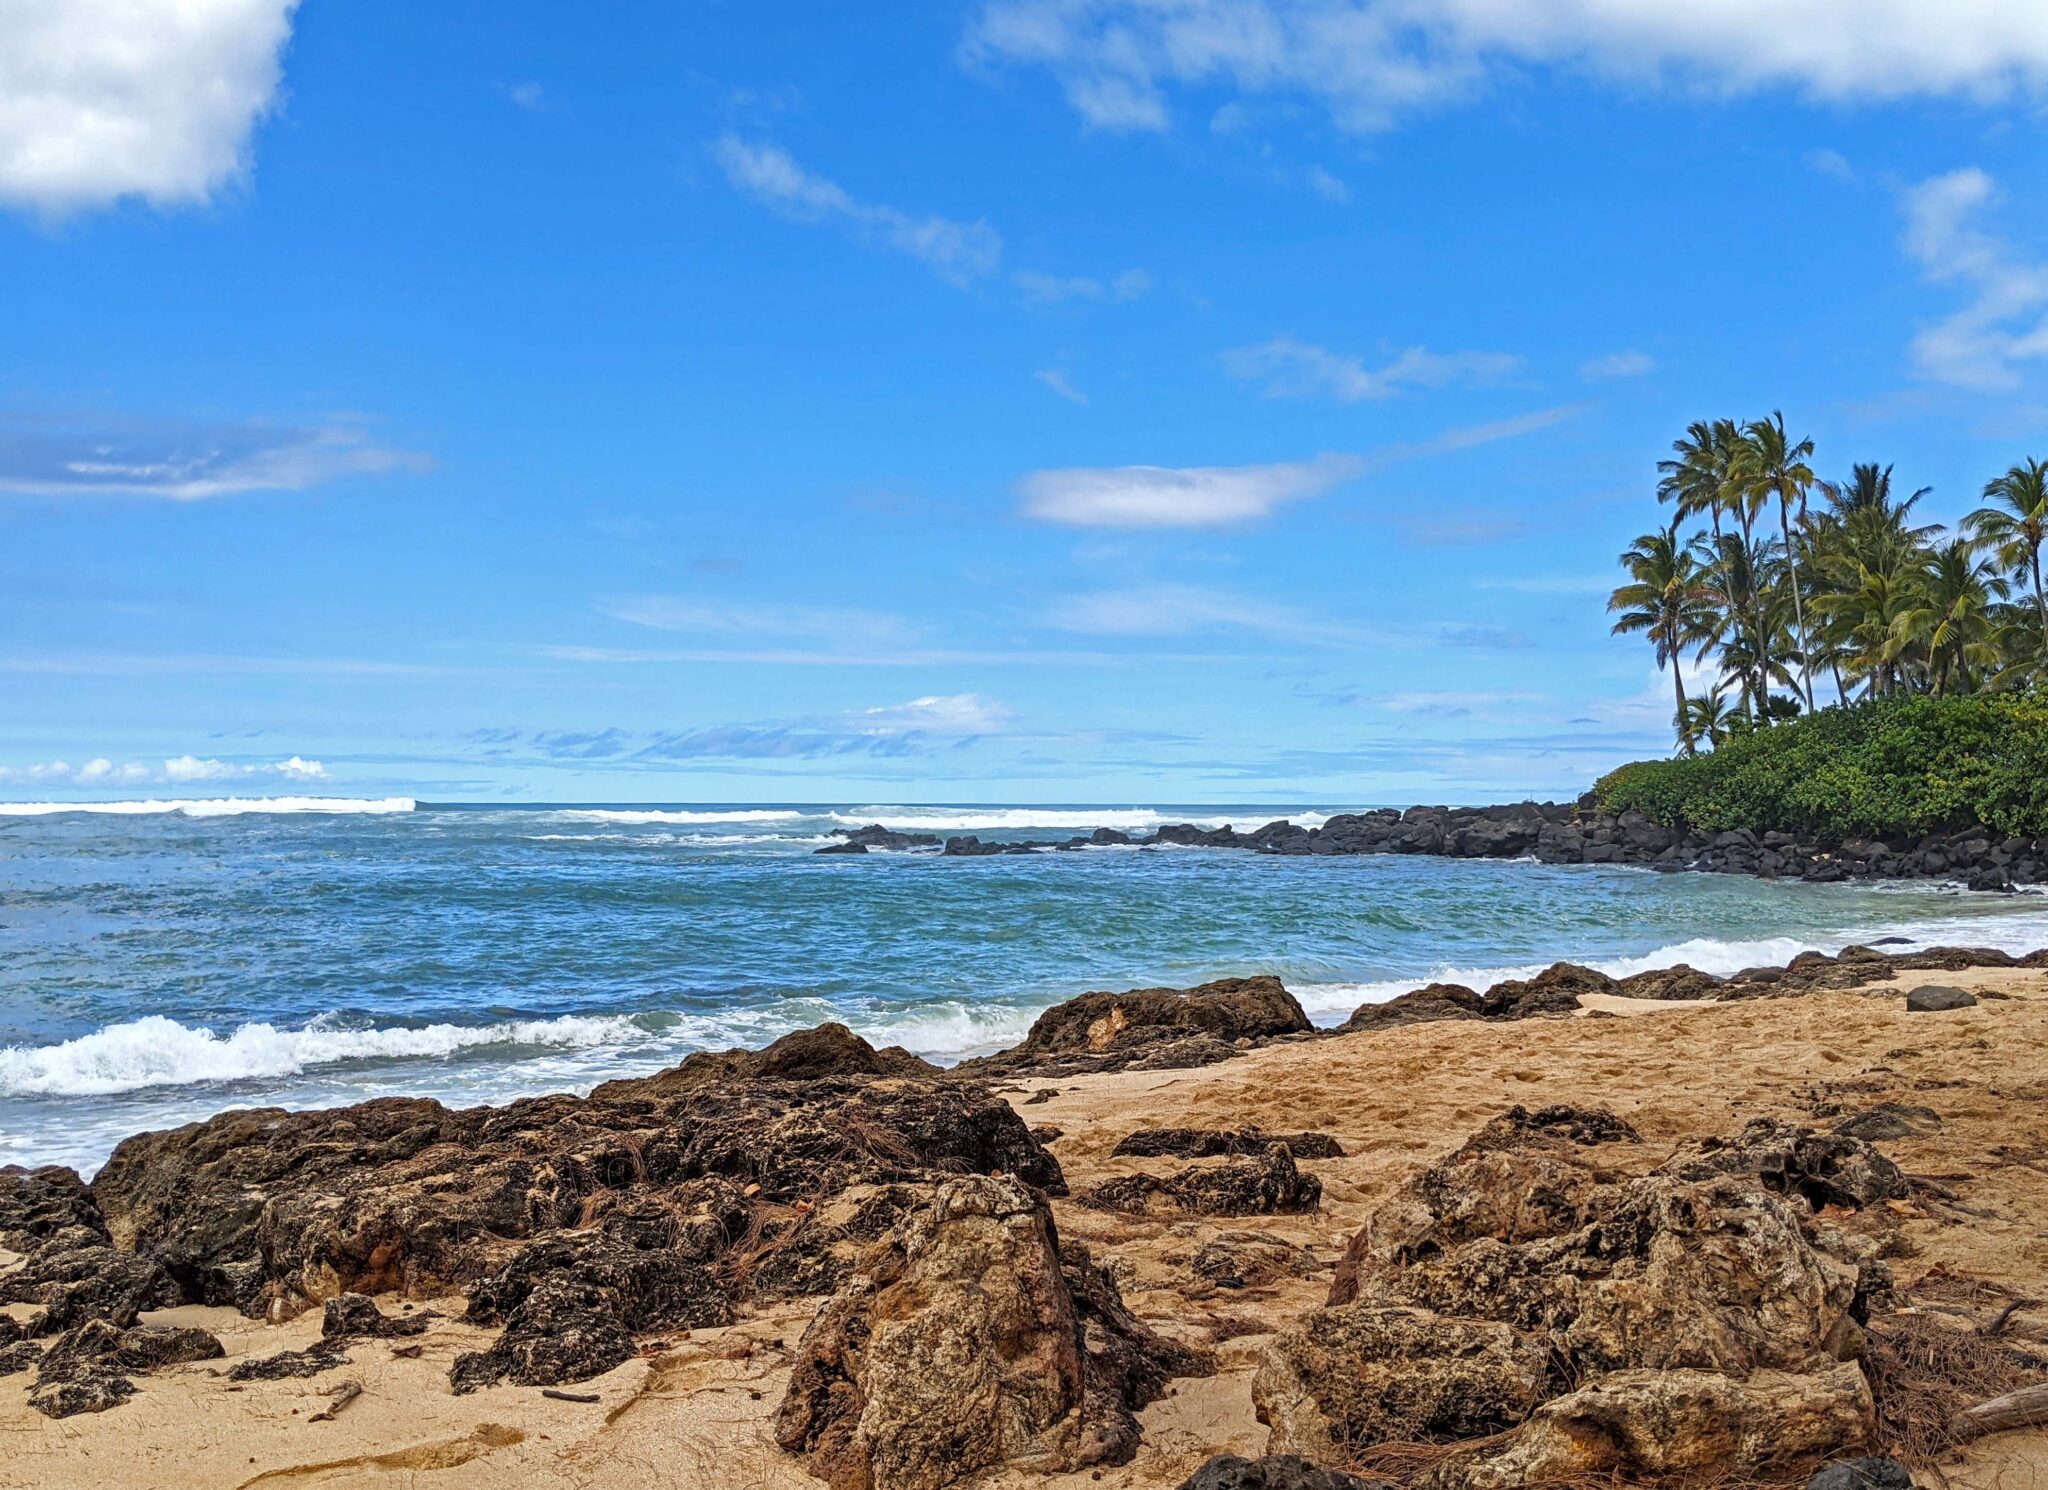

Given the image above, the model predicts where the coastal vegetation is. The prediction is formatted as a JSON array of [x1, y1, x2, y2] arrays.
[[1607, 417, 2048, 753], [1594, 691, 2048, 839]]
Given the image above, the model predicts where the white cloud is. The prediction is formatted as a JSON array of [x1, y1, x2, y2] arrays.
[[597, 596, 922, 648], [1580, 349, 1656, 380], [855, 693, 1014, 735], [1223, 336, 1520, 401], [966, 2, 2048, 133], [0, 416, 427, 500], [0, 0, 297, 215], [1899, 167, 2048, 390], [1049, 582, 1368, 643], [1035, 368, 1090, 404], [712, 135, 1002, 284], [1018, 453, 1361, 527], [1015, 266, 1151, 303], [1303, 165, 1349, 202], [0, 755, 325, 787], [504, 81, 545, 111]]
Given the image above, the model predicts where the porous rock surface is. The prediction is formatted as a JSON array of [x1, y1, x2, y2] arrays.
[[956, 976, 1314, 1078], [2, 1023, 1065, 1406], [775, 1174, 1208, 1490], [1256, 1104, 1892, 1486]]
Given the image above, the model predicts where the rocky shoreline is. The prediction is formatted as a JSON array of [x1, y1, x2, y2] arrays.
[[819, 806, 2048, 892], [3, 946, 2045, 1487]]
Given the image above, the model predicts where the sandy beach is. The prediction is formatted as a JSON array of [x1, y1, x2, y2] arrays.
[[3, 956, 2044, 1490]]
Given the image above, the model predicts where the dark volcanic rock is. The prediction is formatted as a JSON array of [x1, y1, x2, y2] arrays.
[[28, 1369, 134, 1418], [1343, 983, 1482, 1032], [1112, 1127, 1344, 1160], [822, 824, 943, 852], [1611, 963, 1724, 1000], [958, 976, 1311, 1078], [1660, 1117, 1907, 1211], [1479, 962, 1615, 1019], [1904, 984, 1978, 1012], [228, 1340, 351, 1381], [1178, 1453, 1384, 1489], [1079, 1144, 1321, 1218], [2, 1245, 179, 1332], [1807, 1457, 1914, 1490], [74, 1030, 1064, 1403], [0, 1165, 108, 1255], [596, 1021, 938, 1094], [322, 1291, 434, 1340], [1192, 1232, 1324, 1289]]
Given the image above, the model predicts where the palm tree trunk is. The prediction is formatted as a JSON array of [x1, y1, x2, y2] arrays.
[[2033, 547, 2047, 646], [1671, 646, 1687, 741], [1780, 504, 1815, 711]]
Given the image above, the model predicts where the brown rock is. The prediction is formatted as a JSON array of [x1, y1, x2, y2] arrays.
[[1479, 964, 1613, 1019], [1428, 1364, 1875, 1488], [1342, 984, 1482, 1032], [958, 977, 1311, 1077], [1253, 1304, 1549, 1461], [775, 1175, 1203, 1490]]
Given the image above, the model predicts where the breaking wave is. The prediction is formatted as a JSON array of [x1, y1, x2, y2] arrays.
[[0, 1011, 651, 1096], [830, 807, 1338, 834]]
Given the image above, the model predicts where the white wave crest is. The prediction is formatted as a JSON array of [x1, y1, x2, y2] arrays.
[[1289, 911, 2048, 1022], [551, 808, 810, 826], [0, 1011, 647, 1096], [831, 807, 1337, 834], [0, 796, 416, 818]]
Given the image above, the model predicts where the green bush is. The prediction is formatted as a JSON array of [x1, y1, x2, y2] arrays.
[[1592, 692, 2048, 841]]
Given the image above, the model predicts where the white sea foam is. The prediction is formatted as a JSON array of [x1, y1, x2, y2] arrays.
[[549, 808, 810, 826], [1289, 909, 2048, 1022], [0, 796, 416, 818], [0, 1011, 649, 1096], [831, 807, 1338, 834]]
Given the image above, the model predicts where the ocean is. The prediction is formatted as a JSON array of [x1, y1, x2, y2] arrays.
[[5, 797, 2047, 1174]]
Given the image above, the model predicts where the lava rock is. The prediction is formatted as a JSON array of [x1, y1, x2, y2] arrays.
[[1079, 1144, 1321, 1218], [1904, 985, 1978, 1012], [1807, 1456, 1914, 1490], [1112, 1127, 1344, 1161], [1178, 1453, 1385, 1489]]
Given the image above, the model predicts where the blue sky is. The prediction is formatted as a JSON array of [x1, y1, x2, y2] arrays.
[[6, 1, 2048, 805]]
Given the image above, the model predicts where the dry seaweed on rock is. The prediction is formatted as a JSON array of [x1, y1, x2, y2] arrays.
[[1080, 1144, 1322, 1218], [1260, 1107, 1909, 1488], [228, 1340, 352, 1381], [1113, 1127, 1345, 1160]]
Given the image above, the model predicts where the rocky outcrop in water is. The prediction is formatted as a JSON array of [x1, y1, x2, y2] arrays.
[[775, 1175, 1209, 1490], [839, 803, 2048, 888], [1256, 1104, 1892, 1486]]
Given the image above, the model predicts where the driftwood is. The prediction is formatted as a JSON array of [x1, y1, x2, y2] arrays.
[[309, 1380, 363, 1422], [1954, 1382, 2048, 1440], [541, 1388, 601, 1404]]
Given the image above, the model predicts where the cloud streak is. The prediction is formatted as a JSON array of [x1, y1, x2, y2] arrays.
[[966, 1, 2048, 134], [1018, 453, 1361, 528], [0, 416, 428, 500], [1222, 337, 1520, 401], [713, 135, 1002, 284]]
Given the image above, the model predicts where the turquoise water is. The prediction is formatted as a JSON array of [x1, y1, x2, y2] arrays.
[[4, 799, 2047, 1173]]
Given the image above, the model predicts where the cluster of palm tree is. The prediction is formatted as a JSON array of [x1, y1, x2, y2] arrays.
[[1608, 414, 2048, 754]]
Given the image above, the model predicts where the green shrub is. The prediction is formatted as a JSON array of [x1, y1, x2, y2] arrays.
[[1592, 692, 2048, 840]]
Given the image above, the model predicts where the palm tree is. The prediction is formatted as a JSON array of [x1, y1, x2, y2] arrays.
[[1677, 688, 1736, 753], [1609, 523, 1718, 739], [1968, 458, 2048, 667], [1891, 541, 2009, 696], [1737, 412, 1818, 710]]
